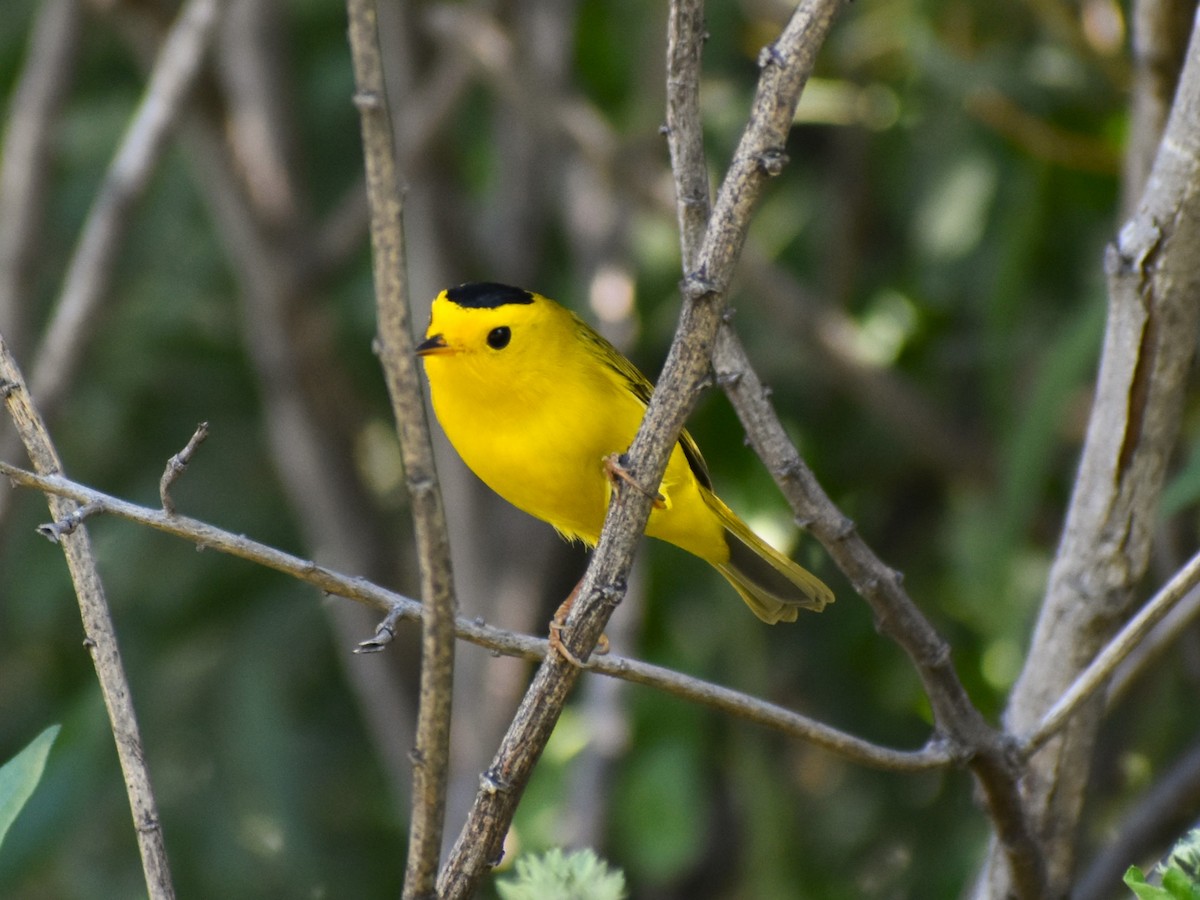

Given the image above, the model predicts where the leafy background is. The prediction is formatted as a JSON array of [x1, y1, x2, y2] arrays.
[[1, 0, 1193, 898]]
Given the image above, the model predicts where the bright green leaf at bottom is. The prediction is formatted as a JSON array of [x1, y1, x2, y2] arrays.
[[0, 725, 61, 851]]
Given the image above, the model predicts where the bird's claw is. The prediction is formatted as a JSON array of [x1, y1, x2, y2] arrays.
[[549, 590, 610, 668], [603, 453, 666, 508]]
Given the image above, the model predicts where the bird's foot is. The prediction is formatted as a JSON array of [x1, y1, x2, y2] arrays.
[[548, 585, 610, 668], [603, 453, 666, 509]]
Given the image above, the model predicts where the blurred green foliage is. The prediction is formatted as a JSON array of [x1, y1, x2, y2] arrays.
[[0, 0, 1193, 898]]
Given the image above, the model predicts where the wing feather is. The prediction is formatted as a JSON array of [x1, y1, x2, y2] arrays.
[[573, 315, 713, 490]]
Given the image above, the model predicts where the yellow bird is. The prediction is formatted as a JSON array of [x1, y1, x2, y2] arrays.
[[416, 282, 833, 624]]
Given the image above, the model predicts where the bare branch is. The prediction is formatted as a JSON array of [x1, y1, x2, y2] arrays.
[[0, 459, 950, 775], [35, 500, 102, 542], [1107, 581, 1200, 702], [346, 1, 458, 895], [0, 339, 176, 899], [712, 325, 1046, 897], [159, 422, 209, 514], [1023, 547, 1200, 753]]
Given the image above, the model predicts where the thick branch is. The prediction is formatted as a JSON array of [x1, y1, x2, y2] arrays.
[[981, 9, 1200, 897], [345, 1, 457, 895]]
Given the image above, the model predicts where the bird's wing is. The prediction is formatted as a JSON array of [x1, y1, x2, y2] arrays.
[[575, 318, 713, 491]]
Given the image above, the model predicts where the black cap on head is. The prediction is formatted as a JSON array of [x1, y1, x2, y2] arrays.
[[445, 282, 535, 309]]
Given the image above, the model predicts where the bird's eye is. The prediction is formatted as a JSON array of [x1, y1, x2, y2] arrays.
[[487, 326, 511, 350]]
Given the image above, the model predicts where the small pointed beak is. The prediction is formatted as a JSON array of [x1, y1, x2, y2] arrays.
[[415, 334, 453, 356]]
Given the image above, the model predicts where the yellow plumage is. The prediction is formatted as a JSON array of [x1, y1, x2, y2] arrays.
[[416, 282, 833, 623]]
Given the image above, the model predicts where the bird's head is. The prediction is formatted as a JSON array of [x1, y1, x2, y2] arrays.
[[417, 283, 571, 388]]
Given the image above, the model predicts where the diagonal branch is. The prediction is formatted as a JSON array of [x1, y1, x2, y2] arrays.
[[0, 459, 951, 774], [1, 334, 176, 898], [715, 322, 1046, 896], [665, 2, 1043, 895], [435, 3, 847, 896], [345, 1, 458, 896], [1023, 547, 1200, 753]]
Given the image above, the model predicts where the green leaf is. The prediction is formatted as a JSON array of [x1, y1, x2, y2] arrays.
[[1125, 865, 1174, 900], [1161, 868, 1200, 900], [495, 848, 627, 900], [0, 725, 61, 851]]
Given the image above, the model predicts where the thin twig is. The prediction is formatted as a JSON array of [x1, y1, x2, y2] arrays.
[[345, 1, 458, 895], [1106, 581, 1200, 703], [1023, 548, 1200, 754], [436, 3, 847, 896], [0, 459, 949, 774], [0, 342, 176, 899], [35, 500, 102, 542], [159, 422, 209, 514]]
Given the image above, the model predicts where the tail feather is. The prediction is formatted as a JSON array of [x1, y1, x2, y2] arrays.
[[703, 489, 833, 624]]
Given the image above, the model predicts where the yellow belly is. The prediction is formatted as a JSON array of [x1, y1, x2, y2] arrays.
[[426, 356, 727, 563]]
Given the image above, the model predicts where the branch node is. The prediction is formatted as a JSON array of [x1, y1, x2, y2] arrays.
[[593, 579, 626, 611], [352, 88, 382, 110], [479, 767, 513, 795], [680, 270, 719, 302], [136, 815, 162, 835], [757, 42, 786, 69], [756, 147, 790, 177], [354, 608, 403, 654], [0, 378, 18, 399], [36, 501, 102, 542], [406, 474, 437, 496], [658, 122, 670, 136], [715, 368, 743, 388]]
